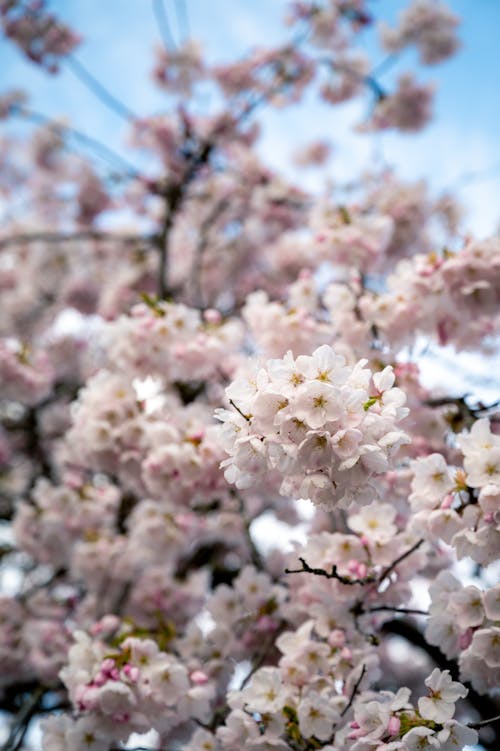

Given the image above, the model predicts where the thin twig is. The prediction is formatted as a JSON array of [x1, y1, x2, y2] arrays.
[[239, 624, 284, 691], [340, 664, 366, 717], [468, 714, 500, 729], [378, 539, 424, 584], [228, 399, 252, 423]]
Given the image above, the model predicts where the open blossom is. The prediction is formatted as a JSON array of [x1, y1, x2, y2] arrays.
[[418, 669, 468, 722], [216, 346, 408, 509], [297, 690, 339, 740], [240, 667, 289, 713], [409, 453, 455, 510]]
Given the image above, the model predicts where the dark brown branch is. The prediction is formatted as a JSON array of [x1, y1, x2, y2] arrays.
[[378, 539, 424, 584], [285, 557, 377, 585], [228, 399, 252, 423], [340, 664, 366, 717], [363, 606, 428, 616]]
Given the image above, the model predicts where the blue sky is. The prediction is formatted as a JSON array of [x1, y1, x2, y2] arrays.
[[1, 0, 500, 236]]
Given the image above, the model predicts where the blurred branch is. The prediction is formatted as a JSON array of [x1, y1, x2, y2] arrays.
[[0, 230, 151, 252], [66, 55, 137, 121], [188, 197, 229, 307], [152, 0, 177, 51], [155, 139, 213, 298], [12, 105, 142, 179], [3, 686, 44, 751], [175, 0, 190, 41]]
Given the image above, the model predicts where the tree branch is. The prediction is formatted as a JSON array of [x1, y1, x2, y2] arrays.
[[152, 0, 177, 51], [3, 686, 44, 751], [378, 539, 424, 584], [285, 557, 377, 585], [340, 664, 366, 717], [13, 105, 142, 179], [0, 230, 150, 252], [66, 55, 137, 121]]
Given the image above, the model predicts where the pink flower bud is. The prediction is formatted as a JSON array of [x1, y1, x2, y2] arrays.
[[204, 308, 221, 324], [190, 670, 209, 685], [441, 494, 454, 509], [101, 658, 116, 675], [387, 716, 401, 735], [458, 627, 473, 650], [341, 647, 352, 660], [357, 562, 368, 578], [93, 671, 107, 687], [256, 615, 279, 632], [123, 664, 140, 682]]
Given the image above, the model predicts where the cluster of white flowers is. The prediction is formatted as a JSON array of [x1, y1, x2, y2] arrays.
[[216, 345, 409, 509], [0, 339, 54, 406], [426, 571, 500, 695], [408, 419, 500, 564], [310, 202, 394, 272], [223, 659, 475, 751], [64, 371, 146, 477], [52, 629, 214, 746], [360, 239, 500, 349], [13, 477, 120, 568], [242, 286, 329, 359], [102, 300, 243, 383]]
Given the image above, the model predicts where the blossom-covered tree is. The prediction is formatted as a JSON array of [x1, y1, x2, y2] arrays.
[[0, 2, 499, 750]]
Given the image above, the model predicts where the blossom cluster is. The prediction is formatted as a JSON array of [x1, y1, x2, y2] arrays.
[[102, 299, 243, 384], [409, 419, 500, 565], [217, 345, 409, 509], [426, 572, 500, 696], [0, 2, 498, 751], [46, 629, 214, 746], [0, 0, 80, 72], [380, 0, 461, 64], [360, 238, 500, 349]]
